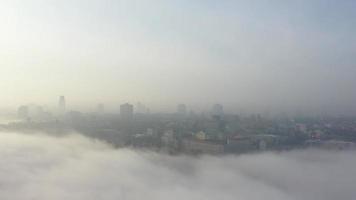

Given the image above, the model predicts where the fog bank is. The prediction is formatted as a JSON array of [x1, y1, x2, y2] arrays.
[[1, 132, 356, 200]]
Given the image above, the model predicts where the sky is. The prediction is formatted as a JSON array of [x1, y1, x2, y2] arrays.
[[0, 0, 356, 114], [1, 131, 356, 200]]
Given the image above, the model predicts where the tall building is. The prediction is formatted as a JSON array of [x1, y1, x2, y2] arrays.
[[177, 104, 187, 115], [120, 103, 134, 120], [17, 105, 29, 119], [97, 103, 105, 114], [211, 104, 224, 117], [58, 96, 66, 114]]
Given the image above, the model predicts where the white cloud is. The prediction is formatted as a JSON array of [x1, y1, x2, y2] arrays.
[[0, 131, 355, 200]]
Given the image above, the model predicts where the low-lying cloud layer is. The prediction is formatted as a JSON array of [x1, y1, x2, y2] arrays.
[[1, 132, 356, 200]]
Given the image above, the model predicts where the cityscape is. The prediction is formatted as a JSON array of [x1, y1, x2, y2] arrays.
[[1, 95, 356, 155], [1, 0, 356, 199]]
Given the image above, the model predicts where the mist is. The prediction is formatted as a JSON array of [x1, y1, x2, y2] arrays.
[[1, 1, 356, 199], [0, 131, 355, 200], [1, 0, 356, 114]]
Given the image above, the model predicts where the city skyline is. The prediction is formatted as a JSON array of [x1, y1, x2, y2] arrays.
[[1, 1, 356, 199], [1, 0, 356, 115], [6, 94, 356, 117]]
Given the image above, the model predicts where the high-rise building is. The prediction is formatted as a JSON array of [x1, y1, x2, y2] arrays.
[[97, 103, 105, 114], [211, 104, 224, 117], [58, 96, 66, 114], [17, 105, 29, 119], [177, 104, 187, 115], [120, 103, 134, 120]]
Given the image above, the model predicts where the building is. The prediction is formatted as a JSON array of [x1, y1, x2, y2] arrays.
[[181, 139, 224, 154], [225, 135, 279, 153], [177, 104, 187, 115], [161, 130, 179, 153], [194, 131, 207, 140], [120, 103, 134, 120], [211, 104, 224, 117], [58, 96, 66, 114], [97, 104, 105, 114], [17, 105, 29, 119], [305, 140, 356, 150]]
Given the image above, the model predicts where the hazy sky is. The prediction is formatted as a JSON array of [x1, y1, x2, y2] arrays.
[[1, 131, 356, 200], [1, 0, 356, 113]]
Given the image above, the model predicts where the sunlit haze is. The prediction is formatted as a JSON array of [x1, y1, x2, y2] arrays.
[[1, 2, 356, 200], [1, 0, 356, 114]]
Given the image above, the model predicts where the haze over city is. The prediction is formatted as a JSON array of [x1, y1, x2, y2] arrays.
[[1, 0, 356, 114], [1, 1, 356, 200]]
